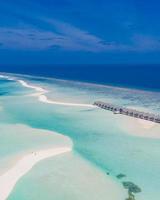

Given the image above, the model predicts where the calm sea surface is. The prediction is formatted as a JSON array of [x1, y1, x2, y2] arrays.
[[0, 71, 160, 200], [0, 64, 160, 91]]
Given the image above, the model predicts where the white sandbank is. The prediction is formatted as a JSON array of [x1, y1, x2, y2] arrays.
[[17, 80, 47, 93], [116, 114, 160, 138], [38, 94, 95, 107], [0, 74, 95, 107], [17, 79, 96, 108], [0, 147, 71, 200]]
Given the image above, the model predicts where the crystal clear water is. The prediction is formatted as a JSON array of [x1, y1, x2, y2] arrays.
[[0, 73, 160, 200]]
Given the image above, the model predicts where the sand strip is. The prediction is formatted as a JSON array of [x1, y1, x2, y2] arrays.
[[17, 80, 47, 93], [0, 74, 95, 108], [38, 94, 95, 107], [0, 147, 71, 200], [18, 79, 95, 108], [116, 114, 160, 138]]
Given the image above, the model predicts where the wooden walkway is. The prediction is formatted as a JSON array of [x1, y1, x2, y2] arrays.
[[94, 101, 160, 124]]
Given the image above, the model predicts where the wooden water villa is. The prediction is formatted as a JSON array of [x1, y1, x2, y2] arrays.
[[94, 101, 160, 124]]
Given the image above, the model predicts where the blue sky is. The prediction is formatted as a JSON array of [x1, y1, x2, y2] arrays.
[[0, 0, 160, 65]]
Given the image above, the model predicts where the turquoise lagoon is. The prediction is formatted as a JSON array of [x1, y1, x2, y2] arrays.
[[0, 74, 160, 200]]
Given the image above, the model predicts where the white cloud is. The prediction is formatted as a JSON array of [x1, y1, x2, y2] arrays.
[[0, 20, 126, 51], [0, 27, 67, 50], [42, 19, 127, 51], [0, 20, 160, 52]]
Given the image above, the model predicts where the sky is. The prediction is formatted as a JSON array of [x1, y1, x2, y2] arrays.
[[0, 0, 160, 65]]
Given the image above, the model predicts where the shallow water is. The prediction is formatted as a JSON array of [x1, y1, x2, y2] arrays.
[[0, 73, 160, 200], [8, 152, 126, 200]]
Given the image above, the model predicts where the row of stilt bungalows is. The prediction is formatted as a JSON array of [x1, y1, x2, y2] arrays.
[[94, 101, 160, 124]]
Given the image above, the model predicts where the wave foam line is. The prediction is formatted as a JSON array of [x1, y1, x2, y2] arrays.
[[0, 147, 71, 200], [0, 75, 15, 81], [18, 79, 95, 108]]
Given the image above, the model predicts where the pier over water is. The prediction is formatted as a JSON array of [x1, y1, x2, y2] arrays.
[[94, 101, 160, 124]]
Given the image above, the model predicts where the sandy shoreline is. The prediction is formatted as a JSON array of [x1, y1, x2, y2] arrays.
[[38, 94, 95, 107], [0, 74, 96, 107], [0, 147, 71, 200], [18, 80, 47, 93], [116, 114, 160, 138], [17, 78, 95, 108]]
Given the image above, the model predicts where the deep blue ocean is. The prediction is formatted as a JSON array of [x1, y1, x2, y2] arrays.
[[0, 64, 160, 91]]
